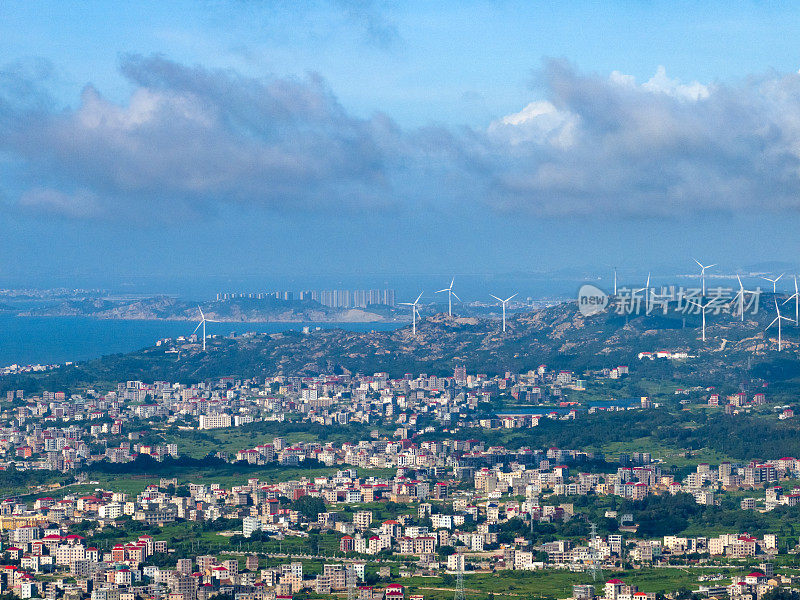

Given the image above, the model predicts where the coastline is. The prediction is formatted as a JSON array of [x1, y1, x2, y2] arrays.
[[9, 312, 405, 324], [0, 316, 405, 367]]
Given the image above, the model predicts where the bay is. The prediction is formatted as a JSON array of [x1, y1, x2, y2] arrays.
[[0, 315, 403, 367]]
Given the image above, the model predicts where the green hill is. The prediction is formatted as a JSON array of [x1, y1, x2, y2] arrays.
[[3, 296, 799, 392]]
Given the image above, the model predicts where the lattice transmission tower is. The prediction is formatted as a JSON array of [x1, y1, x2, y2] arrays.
[[587, 522, 604, 582], [454, 552, 466, 600], [347, 565, 357, 600]]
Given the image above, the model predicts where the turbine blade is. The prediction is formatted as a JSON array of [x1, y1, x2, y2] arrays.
[[192, 322, 203, 334], [490, 295, 502, 302], [737, 274, 743, 288], [415, 292, 424, 303], [707, 264, 716, 269], [198, 305, 204, 319], [451, 292, 461, 301], [506, 294, 518, 302], [693, 258, 702, 268], [436, 289, 448, 294]]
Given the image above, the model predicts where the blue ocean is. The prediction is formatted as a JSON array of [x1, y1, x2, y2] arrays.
[[0, 316, 403, 367]]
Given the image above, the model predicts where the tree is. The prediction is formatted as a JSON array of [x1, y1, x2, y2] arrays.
[[293, 495, 326, 521], [308, 533, 320, 555], [762, 589, 800, 600]]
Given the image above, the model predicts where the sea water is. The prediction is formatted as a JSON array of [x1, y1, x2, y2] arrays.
[[0, 316, 403, 366]]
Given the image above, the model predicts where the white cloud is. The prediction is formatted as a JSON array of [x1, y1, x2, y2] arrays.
[[488, 100, 578, 148], [608, 66, 710, 101], [4, 58, 800, 220], [1, 55, 394, 219], [642, 65, 710, 101], [481, 61, 800, 216]]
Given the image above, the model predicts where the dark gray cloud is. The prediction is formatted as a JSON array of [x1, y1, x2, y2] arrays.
[[1, 55, 395, 220], [483, 61, 800, 217], [4, 57, 800, 221]]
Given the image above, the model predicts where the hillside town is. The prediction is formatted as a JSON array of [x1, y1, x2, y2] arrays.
[[0, 363, 799, 600], [0, 462, 798, 600]]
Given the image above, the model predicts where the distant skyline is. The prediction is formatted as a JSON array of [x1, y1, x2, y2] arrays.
[[2, 1, 800, 289]]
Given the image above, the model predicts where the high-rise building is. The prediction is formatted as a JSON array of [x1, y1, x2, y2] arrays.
[[217, 288, 394, 307]]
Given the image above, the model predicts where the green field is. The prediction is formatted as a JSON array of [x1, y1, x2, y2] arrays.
[[10, 464, 394, 501], [402, 567, 732, 600]]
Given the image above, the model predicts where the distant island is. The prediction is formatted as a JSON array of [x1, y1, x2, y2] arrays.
[[0, 290, 543, 324], [7, 295, 401, 323]]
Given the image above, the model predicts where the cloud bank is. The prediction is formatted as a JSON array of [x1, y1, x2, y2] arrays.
[[1, 55, 394, 219], [4, 56, 800, 220], [483, 61, 800, 217]]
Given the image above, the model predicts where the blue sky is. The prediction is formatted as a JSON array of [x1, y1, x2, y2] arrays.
[[2, 1, 800, 298]]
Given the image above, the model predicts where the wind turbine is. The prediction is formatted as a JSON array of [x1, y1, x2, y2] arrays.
[[686, 298, 714, 342], [399, 292, 424, 336], [762, 273, 784, 294], [733, 275, 748, 322], [783, 275, 800, 325], [193, 306, 218, 351], [635, 273, 651, 314], [436, 278, 460, 317], [767, 298, 793, 351], [490, 293, 517, 333], [693, 259, 716, 296], [732, 276, 761, 322]]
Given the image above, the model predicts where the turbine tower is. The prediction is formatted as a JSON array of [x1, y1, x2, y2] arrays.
[[635, 273, 651, 314], [733, 275, 761, 322], [193, 306, 218, 351], [490, 293, 517, 333], [693, 259, 716, 296], [784, 275, 800, 325], [687, 298, 714, 342], [399, 292, 424, 336], [733, 275, 747, 322], [762, 273, 784, 294], [613, 267, 618, 296], [768, 298, 793, 351], [436, 278, 461, 317]]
